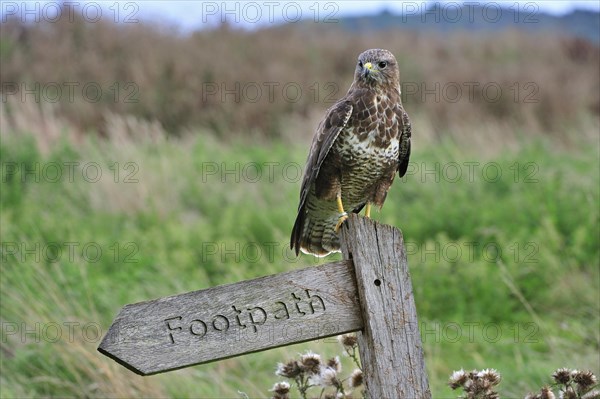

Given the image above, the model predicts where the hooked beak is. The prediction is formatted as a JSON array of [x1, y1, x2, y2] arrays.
[[362, 62, 373, 78]]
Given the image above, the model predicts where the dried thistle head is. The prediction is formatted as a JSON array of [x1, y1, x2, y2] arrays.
[[479, 368, 501, 386], [449, 369, 469, 389], [270, 381, 290, 399], [313, 366, 339, 387], [349, 368, 363, 388], [338, 333, 358, 348], [448, 368, 501, 398], [572, 370, 598, 390], [275, 360, 302, 378], [300, 351, 322, 375], [327, 356, 342, 373], [553, 368, 573, 384]]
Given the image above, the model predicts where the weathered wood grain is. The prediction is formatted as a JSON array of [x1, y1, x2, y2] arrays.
[[98, 260, 362, 375], [340, 214, 431, 398]]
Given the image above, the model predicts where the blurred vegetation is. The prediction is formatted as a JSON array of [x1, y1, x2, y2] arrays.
[[1, 128, 598, 397], [1, 14, 599, 139], [1, 11, 599, 399]]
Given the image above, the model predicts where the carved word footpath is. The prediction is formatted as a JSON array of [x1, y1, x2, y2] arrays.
[[164, 288, 327, 344]]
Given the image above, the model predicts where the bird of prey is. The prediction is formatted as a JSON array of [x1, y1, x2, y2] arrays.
[[290, 48, 411, 257]]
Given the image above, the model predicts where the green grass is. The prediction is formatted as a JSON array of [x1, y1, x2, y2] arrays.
[[1, 131, 598, 398]]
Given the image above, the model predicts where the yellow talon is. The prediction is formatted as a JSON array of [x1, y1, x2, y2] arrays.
[[335, 195, 348, 232], [365, 202, 372, 218], [335, 213, 348, 232]]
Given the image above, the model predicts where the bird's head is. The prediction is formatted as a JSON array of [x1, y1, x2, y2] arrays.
[[354, 49, 400, 89]]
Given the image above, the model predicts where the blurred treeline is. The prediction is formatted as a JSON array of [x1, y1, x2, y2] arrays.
[[1, 13, 599, 140]]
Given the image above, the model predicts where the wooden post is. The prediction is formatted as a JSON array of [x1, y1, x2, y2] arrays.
[[340, 214, 431, 398]]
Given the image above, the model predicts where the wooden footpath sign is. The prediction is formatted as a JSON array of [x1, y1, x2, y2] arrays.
[[98, 261, 362, 375], [99, 215, 431, 398]]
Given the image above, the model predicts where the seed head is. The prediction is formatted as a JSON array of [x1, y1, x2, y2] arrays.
[[573, 370, 598, 389], [479, 368, 501, 386], [300, 351, 322, 375], [350, 368, 364, 388], [315, 366, 339, 387], [338, 333, 358, 348], [553, 368, 573, 384], [327, 356, 342, 373], [449, 369, 468, 389], [275, 360, 302, 378], [270, 381, 290, 399]]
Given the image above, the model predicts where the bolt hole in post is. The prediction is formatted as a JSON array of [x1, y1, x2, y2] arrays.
[[374, 279, 381, 286]]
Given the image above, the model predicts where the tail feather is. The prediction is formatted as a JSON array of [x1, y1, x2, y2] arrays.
[[291, 200, 367, 257], [291, 209, 340, 257], [290, 208, 305, 256]]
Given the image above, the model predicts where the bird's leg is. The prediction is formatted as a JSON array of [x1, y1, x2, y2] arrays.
[[335, 194, 348, 232], [365, 202, 372, 218]]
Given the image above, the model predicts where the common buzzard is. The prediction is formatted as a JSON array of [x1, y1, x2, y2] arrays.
[[290, 48, 411, 256]]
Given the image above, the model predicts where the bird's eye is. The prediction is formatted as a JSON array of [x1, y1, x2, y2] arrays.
[[378, 61, 387, 69], [358, 61, 363, 68]]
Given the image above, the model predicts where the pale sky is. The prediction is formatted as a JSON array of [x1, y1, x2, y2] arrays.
[[136, 1, 600, 31], [2, 1, 599, 31]]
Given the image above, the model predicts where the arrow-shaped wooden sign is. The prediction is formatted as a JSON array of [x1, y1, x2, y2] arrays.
[[98, 260, 363, 375]]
